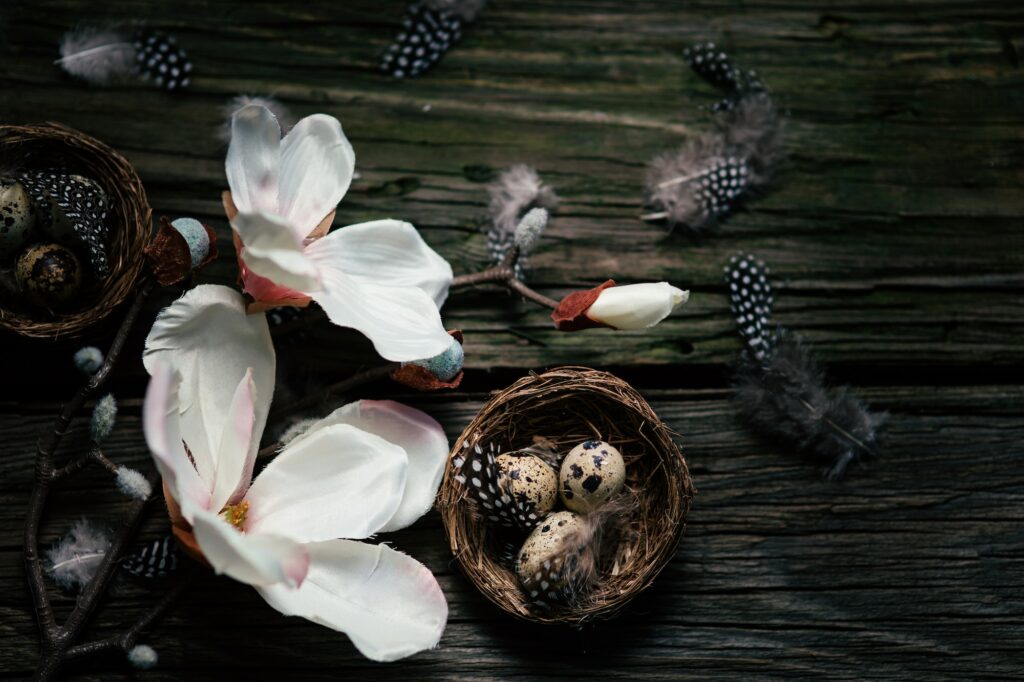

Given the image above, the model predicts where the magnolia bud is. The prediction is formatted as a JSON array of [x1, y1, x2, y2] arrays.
[[552, 281, 689, 331], [586, 282, 689, 330]]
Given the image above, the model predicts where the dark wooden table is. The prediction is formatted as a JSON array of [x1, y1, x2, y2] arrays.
[[2, 1, 1023, 679]]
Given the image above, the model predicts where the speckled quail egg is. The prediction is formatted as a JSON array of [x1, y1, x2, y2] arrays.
[[0, 180, 38, 261], [15, 243, 83, 308], [515, 510, 585, 599], [559, 440, 626, 513], [496, 452, 558, 517]]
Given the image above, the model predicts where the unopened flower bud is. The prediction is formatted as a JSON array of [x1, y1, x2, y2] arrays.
[[391, 331, 465, 390], [552, 281, 689, 331], [514, 207, 548, 256], [90, 394, 118, 443], [73, 346, 104, 374], [145, 216, 217, 286]]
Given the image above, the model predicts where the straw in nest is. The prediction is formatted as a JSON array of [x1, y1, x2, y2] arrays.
[[0, 123, 151, 339], [438, 366, 695, 624]]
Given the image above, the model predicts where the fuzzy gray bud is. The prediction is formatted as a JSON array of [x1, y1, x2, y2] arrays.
[[90, 394, 117, 443], [514, 207, 548, 256], [73, 346, 104, 374]]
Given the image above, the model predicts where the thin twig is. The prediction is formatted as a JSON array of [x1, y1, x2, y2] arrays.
[[65, 566, 196, 661], [52, 447, 119, 480], [449, 245, 557, 310]]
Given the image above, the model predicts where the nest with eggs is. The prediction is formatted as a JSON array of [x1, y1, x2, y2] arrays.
[[437, 366, 695, 624], [0, 123, 151, 339]]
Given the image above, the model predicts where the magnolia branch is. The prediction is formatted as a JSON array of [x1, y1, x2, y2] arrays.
[[450, 245, 559, 309], [22, 277, 189, 681]]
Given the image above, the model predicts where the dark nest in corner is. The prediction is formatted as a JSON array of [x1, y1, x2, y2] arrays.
[[437, 366, 695, 624], [0, 123, 151, 339]]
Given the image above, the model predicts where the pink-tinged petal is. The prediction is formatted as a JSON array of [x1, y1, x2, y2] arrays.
[[256, 540, 447, 662], [246, 424, 406, 542], [278, 114, 355, 239], [317, 219, 453, 307], [305, 239, 452, 362], [232, 211, 321, 293], [142, 362, 210, 519], [225, 104, 282, 217], [290, 401, 449, 533], [143, 285, 276, 492], [208, 370, 259, 512], [190, 507, 310, 587]]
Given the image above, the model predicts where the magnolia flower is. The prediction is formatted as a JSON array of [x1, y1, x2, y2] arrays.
[[142, 285, 448, 661], [225, 104, 453, 362], [552, 280, 689, 331]]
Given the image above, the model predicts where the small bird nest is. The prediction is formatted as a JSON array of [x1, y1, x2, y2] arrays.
[[0, 123, 151, 339], [438, 366, 695, 624]]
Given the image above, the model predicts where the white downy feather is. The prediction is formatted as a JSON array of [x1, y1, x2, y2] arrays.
[[56, 25, 136, 85], [45, 519, 112, 591]]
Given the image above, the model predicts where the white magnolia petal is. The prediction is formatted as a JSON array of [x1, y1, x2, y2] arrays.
[[191, 507, 310, 587], [279, 114, 355, 238], [143, 285, 275, 489], [305, 243, 452, 362], [142, 362, 210, 518], [232, 211, 321, 292], [317, 220, 453, 307], [246, 424, 406, 542], [225, 104, 282, 216], [290, 401, 448, 533], [586, 282, 690, 330], [256, 540, 447, 662], [209, 370, 258, 513]]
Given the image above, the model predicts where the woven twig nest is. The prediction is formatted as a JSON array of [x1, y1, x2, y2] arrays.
[[438, 366, 695, 624], [0, 123, 151, 339]]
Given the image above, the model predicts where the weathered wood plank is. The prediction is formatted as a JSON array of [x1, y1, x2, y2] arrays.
[[1, 0, 1021, 372], [0, 385, 1021, 679]]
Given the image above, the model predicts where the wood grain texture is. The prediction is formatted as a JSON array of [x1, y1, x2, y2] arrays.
[[0, 0, 1022, 679]]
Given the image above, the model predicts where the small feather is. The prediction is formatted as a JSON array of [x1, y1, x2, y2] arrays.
[[725, 253, 775, 360], [727, 256, 885, 479], [57, 25, 136, 85], [122, 535, 179, 580], [734, 332, 886, 479], [46, 519, 111, 591], [486, 165, 559, 277], [522, 495, 635, 608]]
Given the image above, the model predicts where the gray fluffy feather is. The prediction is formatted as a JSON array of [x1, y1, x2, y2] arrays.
[[218, 95, 295, 143], [644, 92, 783, 232], [726, 254, 884, 480], [57, 25, 137, 85], [486, 165, 559, 277], [45, 519, 111, 591], [734, 332, 885, 480]]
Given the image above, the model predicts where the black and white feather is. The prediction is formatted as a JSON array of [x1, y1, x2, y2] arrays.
[[19, 169, 111, 277], [133, 30, 192, 91], [684, 42, 765, 112], [453, 437, 545, 530], [643, 46, 782, 232], [726, 254, 885, 480], [381, 1, 477, 79], [121, 535, 179, 580], [45, 519, 111, 591], [56, 24, 191, 91], [486, 165, 559, 278]]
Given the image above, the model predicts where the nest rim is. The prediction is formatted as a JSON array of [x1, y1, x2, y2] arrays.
[[438, 366, 695, 625], [0, 122, 151, 340]]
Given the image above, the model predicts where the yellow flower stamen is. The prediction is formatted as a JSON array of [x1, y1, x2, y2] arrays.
[[220, 500, 250, 531]]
